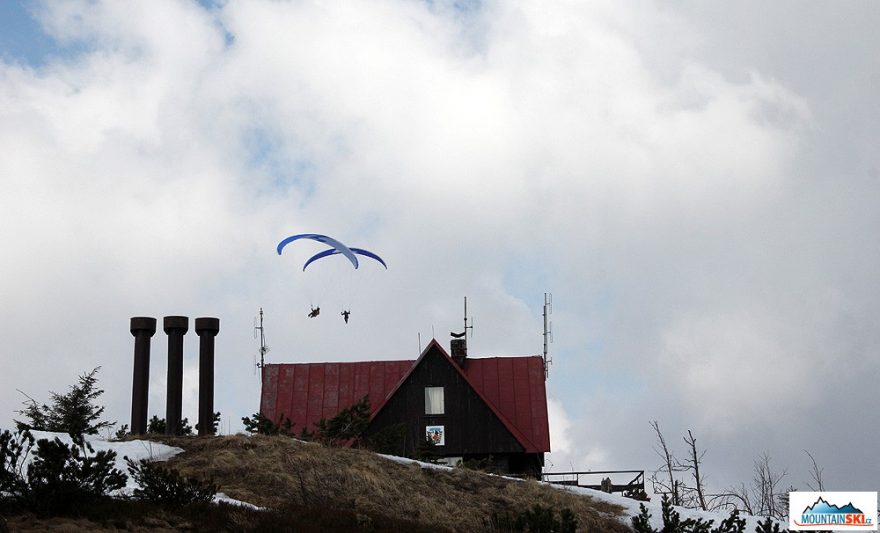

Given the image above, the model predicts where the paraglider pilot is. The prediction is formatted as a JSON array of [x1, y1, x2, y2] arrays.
[[341, 310, 351, 324], [308, 306, 320, 318]]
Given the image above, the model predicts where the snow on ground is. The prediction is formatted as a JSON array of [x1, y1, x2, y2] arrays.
[[28, 431, 183, 496], [20, 432, 259, 508], [214, 492, 262, 510], [378, 453, 456, 471], [14, 433, 787, 525], [379, 453, 784, 531], [554, 483, 785, 531]]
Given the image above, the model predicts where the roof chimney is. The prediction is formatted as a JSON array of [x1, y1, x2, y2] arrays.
[[450, 334, 467, 367]]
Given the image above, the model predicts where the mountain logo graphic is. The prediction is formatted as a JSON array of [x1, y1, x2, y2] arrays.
[[803, 497, 864, 516], [795, 496, 874, 528], [790, 492, 878, 531]]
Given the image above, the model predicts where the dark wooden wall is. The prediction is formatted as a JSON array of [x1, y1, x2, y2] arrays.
[[366, 344, 525, 458]]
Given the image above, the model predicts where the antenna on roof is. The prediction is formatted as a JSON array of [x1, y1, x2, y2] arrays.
[[450, 296, 474, 338], [254, 307, 269, 375], [464, 296, 474, 338], [543, 293, 553, 379]]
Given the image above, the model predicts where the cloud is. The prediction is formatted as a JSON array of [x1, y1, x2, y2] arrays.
[[1, 0, 877, 492], [545, 396, 610, 472]]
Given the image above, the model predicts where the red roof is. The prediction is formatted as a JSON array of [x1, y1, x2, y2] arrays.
[[463, 356, 550, 453], [260, 341, 550, 453]]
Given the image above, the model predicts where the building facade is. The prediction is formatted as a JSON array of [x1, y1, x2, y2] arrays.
[[260, 339, 550, 477]]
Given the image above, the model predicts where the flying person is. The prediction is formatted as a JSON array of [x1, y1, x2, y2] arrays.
[[308, 306, 320, 318], [341, 310, 351, 324]]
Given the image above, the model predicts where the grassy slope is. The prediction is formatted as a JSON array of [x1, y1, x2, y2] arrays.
[[3, 435, 630, 532], [161, 434, 630, 532]]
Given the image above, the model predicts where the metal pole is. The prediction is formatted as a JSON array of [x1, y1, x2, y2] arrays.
[[130, 317, 157, 435], [195, 317, 220, 436], [163, 316, 188, 435], [543, 293, 552, 378]]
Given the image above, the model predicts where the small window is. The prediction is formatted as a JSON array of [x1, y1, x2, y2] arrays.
[[425, 386, 444, 415]]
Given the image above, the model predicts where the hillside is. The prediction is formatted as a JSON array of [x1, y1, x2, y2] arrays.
[[161, 434, 631, 532], [2, 434, 630, 532]]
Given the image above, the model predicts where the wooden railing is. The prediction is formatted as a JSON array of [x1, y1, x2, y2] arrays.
[[542, 470, 645, 494]]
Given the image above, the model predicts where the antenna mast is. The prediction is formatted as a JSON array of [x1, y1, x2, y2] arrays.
[[254, 307, 269, 373], [543, 293, 553, 378], [464, 296, 474, 338]]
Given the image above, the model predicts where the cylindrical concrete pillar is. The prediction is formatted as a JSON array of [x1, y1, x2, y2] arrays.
[[163, 316, 188, 436], [195, 317, 220, 436], [130, 317, 157, 435]]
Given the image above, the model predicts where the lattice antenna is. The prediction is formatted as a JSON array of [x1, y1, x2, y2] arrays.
[[543, 293, 553, 379], [254, 307, 269, 374]]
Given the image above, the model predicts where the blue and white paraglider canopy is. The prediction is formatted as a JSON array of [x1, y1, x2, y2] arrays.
[[277, 233, 387, 322], [276, 233, 360, 269], [302, 247, 387, 271]]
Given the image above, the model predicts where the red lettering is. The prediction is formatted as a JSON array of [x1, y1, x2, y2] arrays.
[[845, 514, 865, 524]]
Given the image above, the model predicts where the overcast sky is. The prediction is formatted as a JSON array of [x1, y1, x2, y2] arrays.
[[1, 0, 877, 495]]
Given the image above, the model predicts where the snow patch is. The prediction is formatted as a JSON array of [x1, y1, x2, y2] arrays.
[[547, 483, 784, 531], [377, 450, 784, 530]]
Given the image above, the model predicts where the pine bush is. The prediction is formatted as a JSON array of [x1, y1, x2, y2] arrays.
[[25, 434, 126, 515], [632, 503, 654, 533], [0, 429, 34, 502], [631, 496, 766, 533], [15, 367, 113, 436], [146, 415, 193, 436], [125, 457, 217, 506], [314, 396, 370, 446], [241, 412, 294, 436], [754, 517, 783, 533]]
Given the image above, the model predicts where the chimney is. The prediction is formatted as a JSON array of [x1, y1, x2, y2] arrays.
[[451, 336, 467, 367], [195, 317, 220, 436], [163, 316, 188, 436], [130, 317, 157, 435]]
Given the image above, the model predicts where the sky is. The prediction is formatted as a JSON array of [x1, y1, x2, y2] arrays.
[[1, 0, 878, 496]]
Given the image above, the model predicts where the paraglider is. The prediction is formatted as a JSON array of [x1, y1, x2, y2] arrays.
[[276, 234, 360, 269], [302, 247, 387, 271], [277, 233, 386, 322]]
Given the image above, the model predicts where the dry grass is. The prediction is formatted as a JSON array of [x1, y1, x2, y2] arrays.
[[158, 434, 630, 532]]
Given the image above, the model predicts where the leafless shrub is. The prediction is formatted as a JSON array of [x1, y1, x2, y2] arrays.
[[649, 420, 684, 506], [724, 452, 788, 520], [804, 450, 825, 492]]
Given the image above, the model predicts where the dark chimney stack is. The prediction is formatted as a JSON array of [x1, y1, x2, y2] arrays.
[[130, 317, 157, 435], [163, 316, 188, 436], [451, 337, 467, 367], [195, 317, 220, 436]]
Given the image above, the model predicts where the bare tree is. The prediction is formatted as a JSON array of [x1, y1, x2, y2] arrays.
[[756, 452, 788, 518], [680, 430, 708, 511], [804, 450, 825, 491], [649, 420, 683, 506], [726, 481, 755, 515], [724, 452, 788, 519]]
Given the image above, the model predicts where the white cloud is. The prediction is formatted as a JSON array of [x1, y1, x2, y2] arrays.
[[1, 0, 877, 492]]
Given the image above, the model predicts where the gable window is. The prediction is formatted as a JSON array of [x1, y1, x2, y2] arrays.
[[425, 386, 444, 415]]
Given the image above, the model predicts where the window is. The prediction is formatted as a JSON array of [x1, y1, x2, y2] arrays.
[[425, 386, 444, 415]]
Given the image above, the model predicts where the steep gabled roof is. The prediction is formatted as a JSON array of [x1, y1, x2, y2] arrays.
[[260, 339, 550, 453], [463, 354, 551, 453]]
